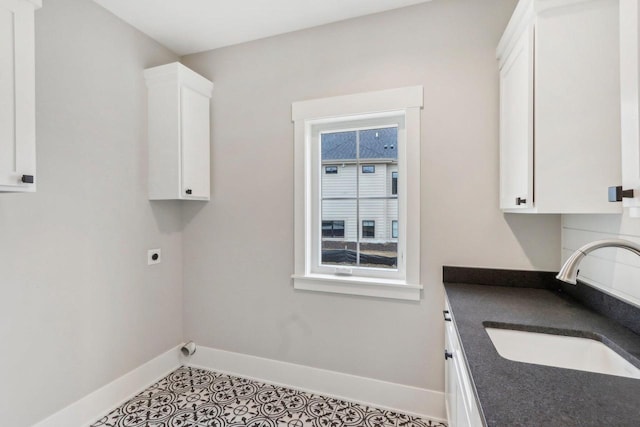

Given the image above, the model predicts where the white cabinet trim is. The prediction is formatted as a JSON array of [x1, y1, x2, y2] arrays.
[[292, 86, 422, 300]]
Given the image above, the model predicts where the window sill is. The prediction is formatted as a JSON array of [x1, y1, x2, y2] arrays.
[[291, 274, 422, 301]]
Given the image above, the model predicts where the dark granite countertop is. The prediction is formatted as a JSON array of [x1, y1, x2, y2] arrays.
[[443, 267, 640, 427]]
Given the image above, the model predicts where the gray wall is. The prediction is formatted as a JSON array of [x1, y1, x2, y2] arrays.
[[181, 0, 561, 394], [0, 0, 182, 425]]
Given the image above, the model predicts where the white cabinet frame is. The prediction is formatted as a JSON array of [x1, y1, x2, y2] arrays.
[[0, 0, 41, 192], [620, 0, 640, 216], [144, 62, 213, 201], [497, 0, 622, 214]]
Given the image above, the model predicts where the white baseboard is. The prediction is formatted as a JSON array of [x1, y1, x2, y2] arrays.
[[183, 345, 446, 422], [32, 343, 446, 426], [33, 345, 182, 427]]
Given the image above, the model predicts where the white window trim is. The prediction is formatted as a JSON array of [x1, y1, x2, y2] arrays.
[[292, 86, 423, 301]]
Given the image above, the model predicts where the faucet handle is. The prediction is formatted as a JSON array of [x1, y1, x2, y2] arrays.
[[608, 186, 634, 202]]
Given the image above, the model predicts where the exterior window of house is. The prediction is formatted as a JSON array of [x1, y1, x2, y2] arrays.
[[292, 86, 423, 300], [392, 172, 398, 195], [325, 166, 338, 174], [362, 220, 375, 238], [319, 126, 396, 268], [322, 220, 345, 238], [362, 165, 375, 173]]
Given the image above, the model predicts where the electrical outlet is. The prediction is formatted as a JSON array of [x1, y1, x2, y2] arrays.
[[148, 248, 161, 265]]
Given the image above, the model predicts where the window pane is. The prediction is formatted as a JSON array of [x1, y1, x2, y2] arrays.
[[361, 165, 375, 173], [321, 200, 357, 267], [321, 131, 357, 199], [357, 128, 398, 269], [362, 220, 375, 238], [325, 166, 338, 174], [320, 127, 398, 271], [360, 127, 397, 159], [321, 132, 358, 268], [392, 171, 398, 195], [322, 220, 345, 238]]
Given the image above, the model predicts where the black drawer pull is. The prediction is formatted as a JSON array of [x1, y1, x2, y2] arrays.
[[608, 186, 634, 202]]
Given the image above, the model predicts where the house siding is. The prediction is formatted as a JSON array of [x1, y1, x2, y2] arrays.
[[321, 163, 398, 243]]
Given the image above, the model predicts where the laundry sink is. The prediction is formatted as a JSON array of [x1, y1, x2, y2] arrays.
[[485, 327, 640, 379]]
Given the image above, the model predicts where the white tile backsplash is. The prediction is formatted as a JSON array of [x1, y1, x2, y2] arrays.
[[562, 214, 640, 307]]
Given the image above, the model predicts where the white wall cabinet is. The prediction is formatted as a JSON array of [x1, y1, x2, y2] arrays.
[[0, 0, 41, 192], [144, 62, 213, 201], [497, 0, 621, 213], [619, 0, 640, 217], [444, 297, 483, 427]]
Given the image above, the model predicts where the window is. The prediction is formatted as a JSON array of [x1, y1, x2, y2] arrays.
[[325, 166, 338, 174], [362, 220, 375, 238], [392, 172, 398, 195], [319, 126, 397, 269], [292, 86, 423, 300], [362, 165, 375, 174], [322, 220, 345, 238]]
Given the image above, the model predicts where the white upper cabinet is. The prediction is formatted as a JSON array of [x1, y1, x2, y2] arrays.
[[619, 0, 640, 216], [0, 0, 41, 193], [497, 0, 622, 214], [499, 22, 534, 210], [144, 62, 213, 201]]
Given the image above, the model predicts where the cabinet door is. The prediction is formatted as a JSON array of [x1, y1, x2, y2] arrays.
[[444, 327, 457, 427], [454, 364, 472, 427], [0, 0, 37, 192], [499, 25, 534, 210], [181, 86, 211, 200], [535, 0, 621, 214], [620, 0, 640, 215]]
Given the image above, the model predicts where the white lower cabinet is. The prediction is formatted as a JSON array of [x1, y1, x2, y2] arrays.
[[444, 298, 483, 427]]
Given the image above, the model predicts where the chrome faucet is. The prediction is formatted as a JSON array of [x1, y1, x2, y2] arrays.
[[556, 239, 640, 284]]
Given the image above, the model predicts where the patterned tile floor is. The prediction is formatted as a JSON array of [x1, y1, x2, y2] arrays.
[[91, 366, 447, 427]]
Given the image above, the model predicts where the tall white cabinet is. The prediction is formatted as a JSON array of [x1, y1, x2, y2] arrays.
[[497, 0, 622, 213], [620, 0, 640, 216], [144, 62, 213, 201], [0, 0, 41, 192]]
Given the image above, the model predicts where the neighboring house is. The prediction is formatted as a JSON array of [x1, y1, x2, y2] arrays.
[[320, 127, 398, 267]]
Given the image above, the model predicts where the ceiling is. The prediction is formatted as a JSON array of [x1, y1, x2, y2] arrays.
[[92, 0, 432, 55]]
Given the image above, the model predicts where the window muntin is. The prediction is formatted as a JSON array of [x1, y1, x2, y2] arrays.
[[319, 123, 398, 271]]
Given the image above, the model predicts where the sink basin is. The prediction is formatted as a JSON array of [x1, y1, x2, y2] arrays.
[[485, 327, 640, 379]]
